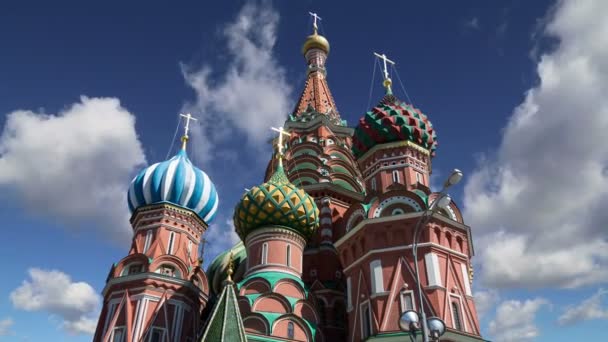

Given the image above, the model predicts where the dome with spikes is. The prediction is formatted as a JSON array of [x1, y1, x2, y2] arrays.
[[352, 94, 438, 158], [234, 164, 319, 240], [127, 149, 219, 223]]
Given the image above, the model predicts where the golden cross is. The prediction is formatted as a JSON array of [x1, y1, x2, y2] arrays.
[[271, 126, 291, 159]]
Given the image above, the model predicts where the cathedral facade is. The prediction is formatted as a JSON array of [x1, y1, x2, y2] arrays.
[[93, 21, 487, 342]]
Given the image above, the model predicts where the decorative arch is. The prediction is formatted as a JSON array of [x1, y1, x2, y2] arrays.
[[293, 162, 318, 172], [272, 315, 312, 342], [240, 278, 272, 295], [292, 177, 318, 187], [243, 314, 269, 334], [331, 179, 357, 192], [149, 255, 188, 279], [114, 253, 149, 278], [372, 196, 422, 218], [273, 279, 306, 299], [252, 294, 291, 314], [293, 301, 319, 324], [345, 208, 366, 232]]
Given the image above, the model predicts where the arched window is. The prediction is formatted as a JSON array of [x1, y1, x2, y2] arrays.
[[287, 322, 295, 339], [156, 264, 180, 278], [286, 245, 291, 267], [392, 170, 401, 184], [452, 301, 462, 331], [392, 208, 405, 215], [261, 243, 268, 265], [326, 138, 335, 145]]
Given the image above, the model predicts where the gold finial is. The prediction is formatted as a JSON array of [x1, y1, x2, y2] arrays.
[[373, 52, 396, 94], [225, 252, 235, 284], [179, 113, 198, 151], [271, 126, 291, 167]]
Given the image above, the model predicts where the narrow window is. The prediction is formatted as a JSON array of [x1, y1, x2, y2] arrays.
[[112, 327, 125, 342], [318, 301, 326, 325], [287, 322, 295, 339], [149, 327, 165, 342], [187, 240, 192, 256], [286, 244, 291, 267], [346, 277, 352, 310], [143, 230, 153, 253], [424, 253, 442, 287], [392, 170, 401, 184], [370, 260, 384, 293], [400, 291, 416, 312], [416, 172, 423, 184], [371, 178, 377, 191], [167, 231, 175, 255], [261, 243, 268, 265], [452, 301, 462, 331], [361, 302, 372, 338]]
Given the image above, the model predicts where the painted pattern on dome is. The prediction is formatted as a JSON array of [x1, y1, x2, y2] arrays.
[[234, 165, 319, 240], [352, 94, 438, 158]]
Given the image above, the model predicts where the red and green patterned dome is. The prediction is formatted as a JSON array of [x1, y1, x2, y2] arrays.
[[352, 94, 437, 158]]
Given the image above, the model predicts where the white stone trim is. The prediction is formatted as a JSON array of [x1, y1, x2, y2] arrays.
[[424, 252, 442, 287]]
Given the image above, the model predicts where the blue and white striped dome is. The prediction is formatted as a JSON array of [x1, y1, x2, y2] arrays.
[[127, 149, 219, 222]]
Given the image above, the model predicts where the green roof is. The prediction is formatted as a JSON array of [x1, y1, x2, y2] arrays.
[[200, 282, 247, 342]]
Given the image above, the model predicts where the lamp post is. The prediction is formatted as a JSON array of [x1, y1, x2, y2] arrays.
[[400, 169, 463, 341]]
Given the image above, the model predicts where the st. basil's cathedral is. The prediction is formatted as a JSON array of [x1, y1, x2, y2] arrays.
[[93, 17, 488, 342]]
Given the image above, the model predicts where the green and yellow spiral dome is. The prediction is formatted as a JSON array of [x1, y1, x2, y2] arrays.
[[234, 164, 319, 240]]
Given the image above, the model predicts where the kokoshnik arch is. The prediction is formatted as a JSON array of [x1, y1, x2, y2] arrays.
[[93, 13, 487, 342]]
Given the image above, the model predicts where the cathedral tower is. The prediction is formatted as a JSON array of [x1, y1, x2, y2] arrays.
[[336, 58, 483, 341], [93, 115, 219, 342]]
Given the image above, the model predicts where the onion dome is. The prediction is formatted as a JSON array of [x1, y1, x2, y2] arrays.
[[352, 94, 438, 158], [234, 164, 319, 240], [302, 31, 330, 55], [207, 242, 247, 295], [127, 149, 219, 223]]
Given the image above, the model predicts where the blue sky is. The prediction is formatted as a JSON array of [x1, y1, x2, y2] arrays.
[[1, 0, 607, 341]]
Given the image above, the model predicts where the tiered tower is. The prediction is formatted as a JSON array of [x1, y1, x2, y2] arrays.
[[335, 57, 483, 341], [93, 116, 219, 342], [263, 16, 363, 341], [232, 132, 323, 341]]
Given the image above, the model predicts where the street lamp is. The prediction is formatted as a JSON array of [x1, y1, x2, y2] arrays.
[[400, 169, 463, 341]]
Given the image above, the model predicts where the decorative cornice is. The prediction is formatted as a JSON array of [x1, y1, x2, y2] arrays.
[[244, 225, 308, 247], [130, 202, 207, 229]]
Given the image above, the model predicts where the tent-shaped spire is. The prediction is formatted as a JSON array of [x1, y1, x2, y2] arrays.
[[200, 255, 247, 342]]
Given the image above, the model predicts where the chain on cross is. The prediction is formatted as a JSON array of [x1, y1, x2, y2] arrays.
[[373, 52, 396, 92]]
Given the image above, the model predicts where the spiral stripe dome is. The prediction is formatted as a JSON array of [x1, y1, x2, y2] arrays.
[[127, 149, 218, 223]]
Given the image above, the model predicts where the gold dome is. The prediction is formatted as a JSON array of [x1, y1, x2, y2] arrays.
[[302, 32, 330, 55]]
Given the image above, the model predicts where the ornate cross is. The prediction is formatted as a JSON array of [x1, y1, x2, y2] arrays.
[[309, 12, 322, 33], [180, 113, 198, 138], [373, 52, 396, 91], [271, 126, 291, 158]]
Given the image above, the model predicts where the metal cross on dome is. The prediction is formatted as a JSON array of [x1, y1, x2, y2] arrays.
[[271, 126, 291, 158], [180, 113, 198, 138], [373, 52, 395, 91], [309, 12, 322, 33]]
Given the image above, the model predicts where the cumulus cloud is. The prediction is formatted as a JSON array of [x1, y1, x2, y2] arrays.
[[203, 218, 241, 265], [558, 288, 608, 326], [0, 96, 146, 244], [463, 0, 608, 288], [489, 298, 548, 342], [181, 0, 292, 163], [474, 289, 500, 319], [0, 318, 14, 336], [10, 268, 101, 335]]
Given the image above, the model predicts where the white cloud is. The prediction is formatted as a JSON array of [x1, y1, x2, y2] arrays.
[[463, 0, 608, 288], [203, 218, 241, 264], [10, 268, 101, 335], [489, 298, 548, 342], [181, 0, 292, 163], [558, 288, 608, 325], [0, 96, 146, 244], [474, 289, 500, 319], [465, 17, 480, 30], [0, 318, 14, 336]]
